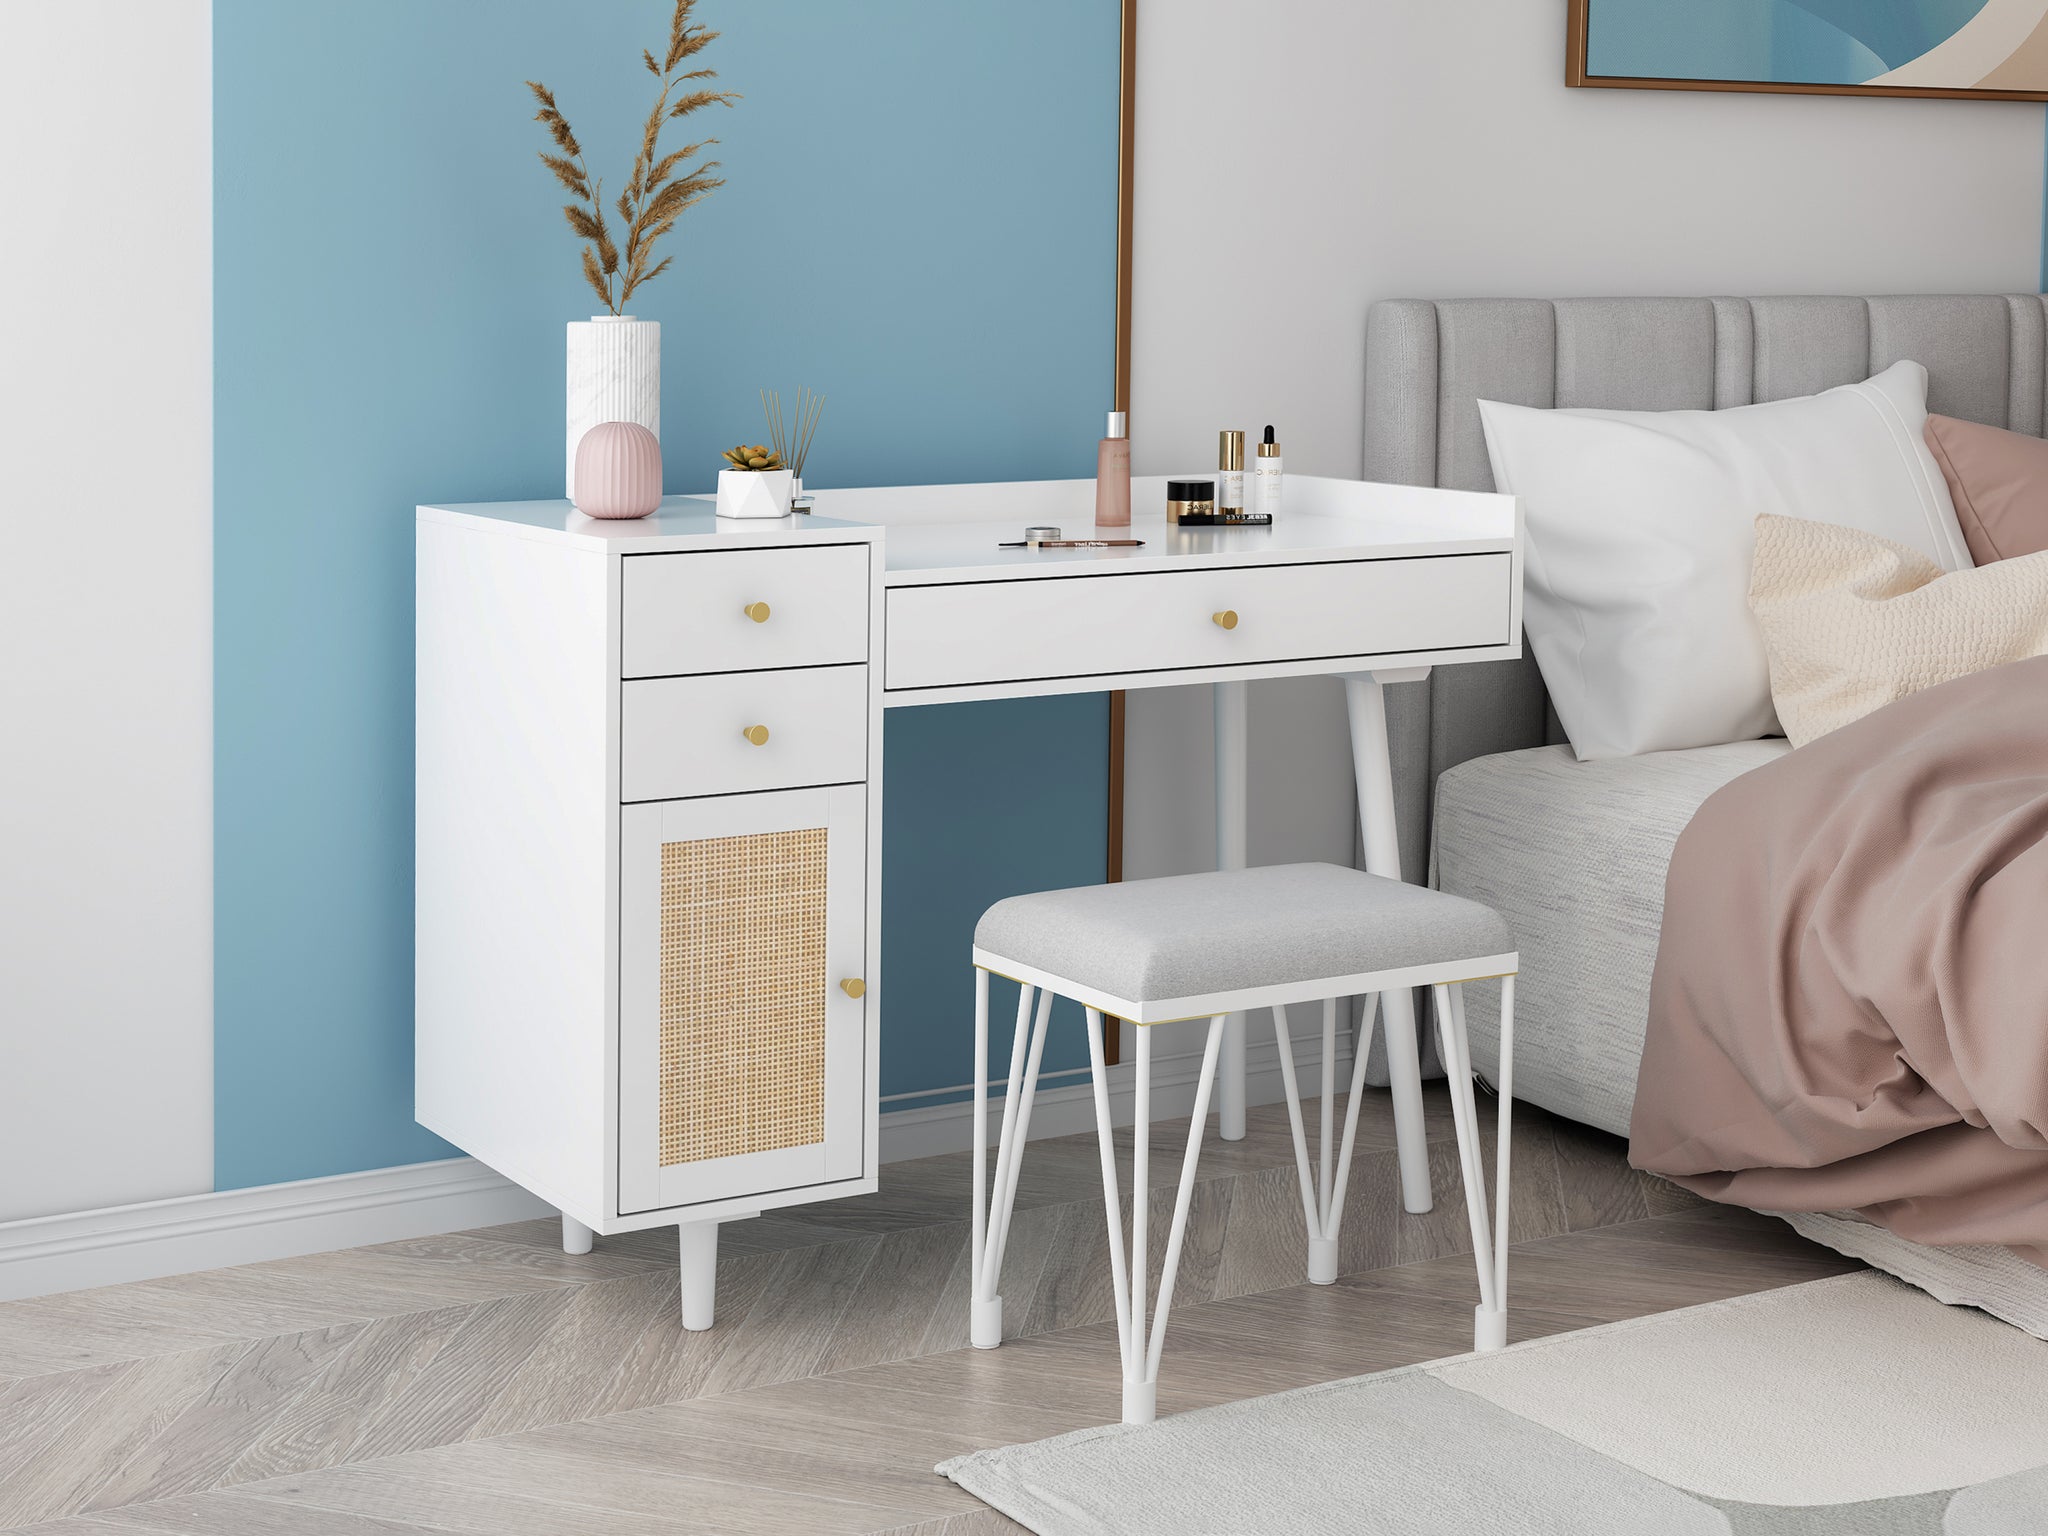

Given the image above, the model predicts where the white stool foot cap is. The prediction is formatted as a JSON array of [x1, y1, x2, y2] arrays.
[[1121, 1377, 1157, 1425], [971, 1295, 1004, 1350], [1305, 1236, 1339, 1286], [1474, 1306, 1507, 1353]]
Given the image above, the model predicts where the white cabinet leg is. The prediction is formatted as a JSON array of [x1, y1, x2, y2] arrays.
[[1343, 671, 1433, 1213], [678, 1220, 719, 1331], [560, 1213, 594, 1255], [1214, 679, 1249, 1141]]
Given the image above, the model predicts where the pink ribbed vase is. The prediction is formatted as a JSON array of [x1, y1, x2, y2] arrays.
[[572, 420, 663, 519]]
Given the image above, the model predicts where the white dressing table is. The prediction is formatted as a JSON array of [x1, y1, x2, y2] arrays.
[[416, 474, 1520, 1329]]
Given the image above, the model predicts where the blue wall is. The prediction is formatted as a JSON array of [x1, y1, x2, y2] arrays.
[[214, 0, 1118, 1188]]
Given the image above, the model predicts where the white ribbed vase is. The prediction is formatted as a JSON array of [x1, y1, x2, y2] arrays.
[[565, 316, 659, 497]]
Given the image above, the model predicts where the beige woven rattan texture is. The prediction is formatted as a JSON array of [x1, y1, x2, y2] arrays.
[[659, 827, 828, 1166]]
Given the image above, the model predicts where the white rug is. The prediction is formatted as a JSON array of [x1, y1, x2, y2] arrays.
[[940, 1272, 2048, 1534]]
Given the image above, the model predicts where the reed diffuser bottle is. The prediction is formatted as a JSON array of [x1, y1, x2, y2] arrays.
[[1096, 410, 1131, 527]]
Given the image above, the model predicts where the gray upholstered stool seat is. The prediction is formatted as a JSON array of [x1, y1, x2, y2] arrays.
[[966, 861, 1519, 1427], [975, 863, 1512, 1017]]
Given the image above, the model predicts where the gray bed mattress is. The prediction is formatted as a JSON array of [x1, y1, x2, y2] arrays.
[[1433, 741, 2048, 1338]]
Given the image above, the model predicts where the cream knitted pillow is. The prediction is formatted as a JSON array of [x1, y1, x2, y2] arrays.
[[1749, 513, 2048, 748]]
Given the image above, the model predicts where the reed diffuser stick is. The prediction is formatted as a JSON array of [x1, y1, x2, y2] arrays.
[[791, 386, 824, 479], [760, 387, 825, 480]]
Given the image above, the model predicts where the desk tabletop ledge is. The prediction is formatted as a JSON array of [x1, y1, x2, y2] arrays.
[[419, 475, 1517, 573]]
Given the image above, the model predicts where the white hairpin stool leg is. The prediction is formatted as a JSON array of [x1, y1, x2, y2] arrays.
[[1101, 1015, 1226, 1425], [1085, 1009, 1133, 1378], [1489, 976, 1516, 1344], [560, 1213, 593, 1256], [1272, 994, 1381, 1285], [970, 968, 995, 1347], [971, 979, 1053, 1350], [678, 1221, 718, 1331], [1433, 982, 1506, 1352]]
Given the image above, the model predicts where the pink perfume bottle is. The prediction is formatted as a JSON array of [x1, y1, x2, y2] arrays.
[[1095, 410, 1130, 527]]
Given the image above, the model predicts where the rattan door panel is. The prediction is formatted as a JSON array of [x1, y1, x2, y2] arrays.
[[618, 785, 866, 1215]]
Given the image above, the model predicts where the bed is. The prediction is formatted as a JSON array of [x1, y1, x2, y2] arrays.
[[1363, 294, 2048, 1336]]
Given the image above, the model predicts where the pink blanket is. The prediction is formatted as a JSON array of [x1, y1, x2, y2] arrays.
[[1629, 656, 2048, 1265]]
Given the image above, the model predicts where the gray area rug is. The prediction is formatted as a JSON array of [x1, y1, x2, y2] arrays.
[[940, 1272, 2048, 1535]]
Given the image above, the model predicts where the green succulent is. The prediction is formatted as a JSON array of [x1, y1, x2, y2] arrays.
[[721, 443, 785, 471]]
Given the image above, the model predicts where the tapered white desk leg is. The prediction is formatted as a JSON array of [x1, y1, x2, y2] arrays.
[[678, 1221, 718, 1331], [560, 1213, 593, 1255], [1214, 679, 1249, 1142], [1343, 671, 1433, 1214]]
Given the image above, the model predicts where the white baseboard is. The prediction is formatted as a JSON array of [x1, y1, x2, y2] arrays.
[[0, 1037, 1347, 1302], [880, 1033, 1348, 1164], [0, 1157, 551, 1302]]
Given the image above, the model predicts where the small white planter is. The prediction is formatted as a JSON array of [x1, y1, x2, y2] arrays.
[[716, 468, 794, 520], [566, 316, 659, 498]]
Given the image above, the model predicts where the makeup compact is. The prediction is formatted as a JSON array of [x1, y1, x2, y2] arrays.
[[1166, 478, 1216, 524]]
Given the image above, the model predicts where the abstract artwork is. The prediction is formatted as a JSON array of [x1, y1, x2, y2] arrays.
[[1569, 0, 2048, 99]]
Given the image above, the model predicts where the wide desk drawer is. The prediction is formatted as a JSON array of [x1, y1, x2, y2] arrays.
[[622, 545, 869, 679], [884, 553, 1513, 692], [621, 666, 868, 801]]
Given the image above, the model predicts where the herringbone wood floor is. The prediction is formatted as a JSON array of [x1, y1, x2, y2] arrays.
[[0, 1091, 1858, 1533]]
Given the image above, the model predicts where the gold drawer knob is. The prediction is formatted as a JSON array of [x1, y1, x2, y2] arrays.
[[839, 978, 866, 999], [741, 724, 771, 746], [1212, 609, 1239, 630], [743, 601, 771, 623]]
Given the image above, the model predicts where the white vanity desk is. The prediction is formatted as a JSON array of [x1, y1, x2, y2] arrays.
[[416, 473, 1520, 1330]]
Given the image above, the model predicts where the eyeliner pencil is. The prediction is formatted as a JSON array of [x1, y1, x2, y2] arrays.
[[998, 538, 1146, 548]]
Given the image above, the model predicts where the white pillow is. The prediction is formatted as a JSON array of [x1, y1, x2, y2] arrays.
[[1478, 360, 1971, 760]]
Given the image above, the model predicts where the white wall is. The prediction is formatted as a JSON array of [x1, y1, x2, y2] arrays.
[[0, 0, 214, 1221], [1123, 0, 2046, 889]]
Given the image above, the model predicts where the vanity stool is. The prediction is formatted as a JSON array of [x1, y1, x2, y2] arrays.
[[966, 862, 1517, 1425]]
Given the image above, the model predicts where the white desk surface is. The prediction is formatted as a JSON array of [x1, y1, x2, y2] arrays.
[[416, 496, 877, 552], [420, 475, 1517, 581]]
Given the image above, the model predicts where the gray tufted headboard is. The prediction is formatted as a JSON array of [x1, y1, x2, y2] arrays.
[[1361, 293, 2048, 878], [1355, 295, 2047, 1085]]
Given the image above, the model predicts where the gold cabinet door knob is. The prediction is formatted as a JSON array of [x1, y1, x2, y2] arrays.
[[743, 601, 771, 623], [1212, 609, 1239, 630], [839, 978, 866, 999], [741, 724, 770, 746]]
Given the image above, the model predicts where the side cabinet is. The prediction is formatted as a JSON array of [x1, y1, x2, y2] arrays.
[[415, 506, 884, 1336]]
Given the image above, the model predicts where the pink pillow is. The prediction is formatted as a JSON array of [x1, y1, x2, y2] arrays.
[[1923, 413, 2048, 565]]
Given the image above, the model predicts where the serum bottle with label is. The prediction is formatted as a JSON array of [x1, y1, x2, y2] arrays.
[[1253, 425, 1282, 520], [1096, 410, 1131, 527], [1217, 429, 1246, 518]]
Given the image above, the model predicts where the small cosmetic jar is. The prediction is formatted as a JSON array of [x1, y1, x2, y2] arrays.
[[1166, 479, 1216, 525], [1023, 525, 1062, 547]]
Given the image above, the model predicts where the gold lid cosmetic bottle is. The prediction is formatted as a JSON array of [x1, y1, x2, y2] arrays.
[[1218, 430, 1245, 516]]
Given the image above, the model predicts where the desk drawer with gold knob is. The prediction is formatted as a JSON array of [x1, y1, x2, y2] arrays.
[[622, 545, 869, 679], [882, 553, 1514, 692], [621, 666, 868, 801]]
